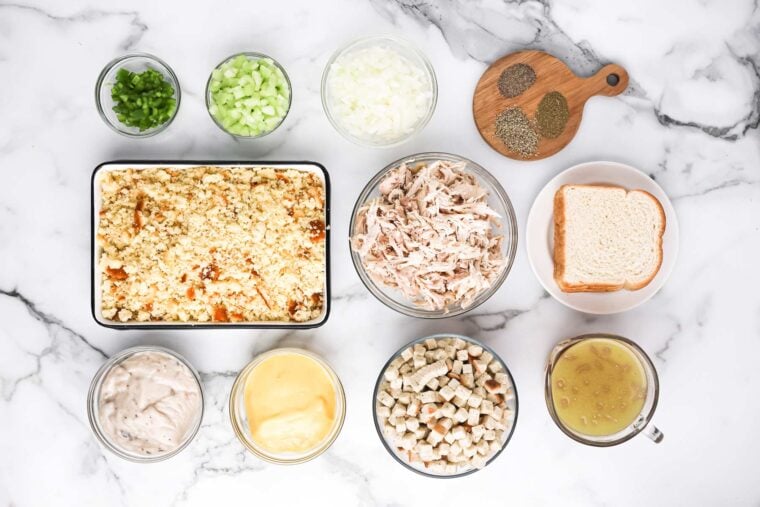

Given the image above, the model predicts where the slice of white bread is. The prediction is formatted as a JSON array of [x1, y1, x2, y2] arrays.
[[553, 184, 666, 292]]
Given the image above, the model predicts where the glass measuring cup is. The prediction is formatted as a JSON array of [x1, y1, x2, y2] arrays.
[[545, 333, 663, 446]]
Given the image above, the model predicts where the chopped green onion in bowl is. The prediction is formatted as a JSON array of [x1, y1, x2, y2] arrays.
[[110, 67, 177, 132], [206, 53, 291, 138]]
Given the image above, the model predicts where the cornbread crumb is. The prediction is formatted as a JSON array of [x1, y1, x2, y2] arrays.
[[97, 166, 326, 323]]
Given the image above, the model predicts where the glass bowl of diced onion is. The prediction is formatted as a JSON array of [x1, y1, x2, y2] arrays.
[[321, 35, 438, 147], [205, 52, 292, 139], [372, 334, 519, 478]]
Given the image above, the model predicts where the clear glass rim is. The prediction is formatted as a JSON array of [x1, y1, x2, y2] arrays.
[[348, 152, 518, 318], [544, 333, 660, 447], [320, 34, 438, 147], [205, 51, 293, 140], [94, 52, 181, 138], [228, 347, 346, 464], [86, 345, 205, 463], [372, 333, 519, 478]]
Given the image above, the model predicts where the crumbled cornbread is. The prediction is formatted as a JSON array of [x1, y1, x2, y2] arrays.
[[97, 166, 326, 323]]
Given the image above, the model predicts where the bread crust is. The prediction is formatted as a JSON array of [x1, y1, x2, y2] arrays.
[[552, 184, 665, 293]]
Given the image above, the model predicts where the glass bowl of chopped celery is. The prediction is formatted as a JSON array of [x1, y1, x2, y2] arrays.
[[205, 52, 292, 139], [95, 53, 181, 138]]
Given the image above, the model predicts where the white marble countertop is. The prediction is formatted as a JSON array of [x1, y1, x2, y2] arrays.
[[1, 0, 759, 505]]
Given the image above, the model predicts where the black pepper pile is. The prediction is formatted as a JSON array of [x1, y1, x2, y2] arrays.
[[498, 63, 536, 98]]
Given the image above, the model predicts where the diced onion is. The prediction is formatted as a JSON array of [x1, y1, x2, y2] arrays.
[[326, 45, 433, 143]]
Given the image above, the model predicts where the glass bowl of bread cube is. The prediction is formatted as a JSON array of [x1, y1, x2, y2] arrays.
[[373, 334, 518, 477]]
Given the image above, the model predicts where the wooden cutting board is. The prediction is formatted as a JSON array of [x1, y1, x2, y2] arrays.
[[473, 50, 628, 161]]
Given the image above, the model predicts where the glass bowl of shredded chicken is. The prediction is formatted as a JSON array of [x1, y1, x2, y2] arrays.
[[350, 153, 517, 318]]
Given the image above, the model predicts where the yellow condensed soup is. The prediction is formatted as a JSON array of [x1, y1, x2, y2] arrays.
[[244, 352, 337, 454], [551, 338, 647, 436]]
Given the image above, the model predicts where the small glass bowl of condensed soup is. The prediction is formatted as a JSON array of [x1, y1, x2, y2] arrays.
[[545, 334, 663, 446], [229, 348, 346, 464], [87, 346, 204, 462]]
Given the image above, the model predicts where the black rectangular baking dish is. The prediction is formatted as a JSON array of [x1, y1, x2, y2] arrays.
[[91, 160, 331, 329]]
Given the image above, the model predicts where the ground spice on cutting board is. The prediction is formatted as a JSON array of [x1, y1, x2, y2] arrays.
[[498, 63, 536, 98], [536, 91, 569, 138], [495, 107, 539, 157]]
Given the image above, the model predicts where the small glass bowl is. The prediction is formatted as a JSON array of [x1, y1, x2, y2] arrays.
[[229, 348, 346, 464], [205, 52, 292, 139], [95, 53, 181, 138], [349, 152, 518, 318], [321, 35, 438, 147], [86, 346, 204, 463], [373, 334, 519, 478]]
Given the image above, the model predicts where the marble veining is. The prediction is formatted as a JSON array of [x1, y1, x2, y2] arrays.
[[0, 0, 759, 505]]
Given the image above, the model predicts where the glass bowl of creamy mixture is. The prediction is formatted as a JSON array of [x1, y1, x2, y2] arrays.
[[87, 346, 204, 462], [229, 348, 346, 464]]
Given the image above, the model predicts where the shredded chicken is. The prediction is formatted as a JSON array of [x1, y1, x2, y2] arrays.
[[351, 160, 506, 311]]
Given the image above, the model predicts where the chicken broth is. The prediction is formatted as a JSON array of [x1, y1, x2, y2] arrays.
[[550, 338, 647, 437]]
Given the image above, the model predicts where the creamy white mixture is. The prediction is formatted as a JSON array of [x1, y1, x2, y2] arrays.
[[97, 350, 202, 456]]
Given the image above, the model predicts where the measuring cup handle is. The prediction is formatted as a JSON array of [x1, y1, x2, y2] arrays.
[[642, 424, 664, 443]]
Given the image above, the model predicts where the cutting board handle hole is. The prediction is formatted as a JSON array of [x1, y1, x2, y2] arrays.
[[606, 73, 620, 86]]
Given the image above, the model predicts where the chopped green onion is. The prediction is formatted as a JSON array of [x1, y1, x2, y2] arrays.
[[208, 55, 290, 137], [110, 67, 177, 132]]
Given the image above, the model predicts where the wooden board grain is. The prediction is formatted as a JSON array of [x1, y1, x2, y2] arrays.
[[473, 50, 628, 161]]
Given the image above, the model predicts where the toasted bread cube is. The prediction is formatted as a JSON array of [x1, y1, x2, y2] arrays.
[[439, 385, 456, 402], [424, 338, 438, 350], [400, 363, 412, 374], [447, 378, 461, 391], [407, 399, 420, 417], [467, 408, 480, 426], [414, 426, 428, 439], [456, 349, 469, 362], [439, 402, 456, 418], [480, 399, 494, 415], [453, 338, 467, 350], [467, 344, 483, 357], [467, 393, 483, 408], [413, 344, 425, 355], [444, 431, 456, 444], [390, 377, 403, 390], [472, 424, 485, 439], [438, 442, 451, 456], [401, 347, 413, 361], [454, 407, 469, 422], [384, 368, 399, 381], [427, 428, 445, 446], [483, 415, 499, 430], [418, 443, 434, 461], [461, 373, 475, 388], [377, 406, 391, 418], [439, 417, 454, 431], [462, 363, 473, 375], [473, 360, 489, 375], [400, 432, 416, 450], [463, 446, 477, 458], [486, 393, 503, 405], [493, 406, 504, 420], [406, 417, 420, 432], [494, 372, 509, 384], [395, 421, 407, 434], [398, 392, 411, 405], [378, 390, 395, 407], [452, 360, 463, 375], [419, 390, 440, 404], [438, 375, 450, 387], [392, 403, 407, 418], [420, 403, 439, 421], [433, 349, 448, 361], [424, 350, 435, 362], [488, 361, 503, 374], [473, 386, 486, 397], [426, 377, 440, 391], [451, 425, 467, 440], [444, 345, 456, 359], [483, 429, 496, 441], [471, 455, 487, 469], [454, 385, 472, 400], [445, 463, 458, 474], [413, 356, 426, 369], [449, 442, 462, 456], [453, 395, 468, 408], [481, 351, 493, 363], [476, 439, 490, 455]]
